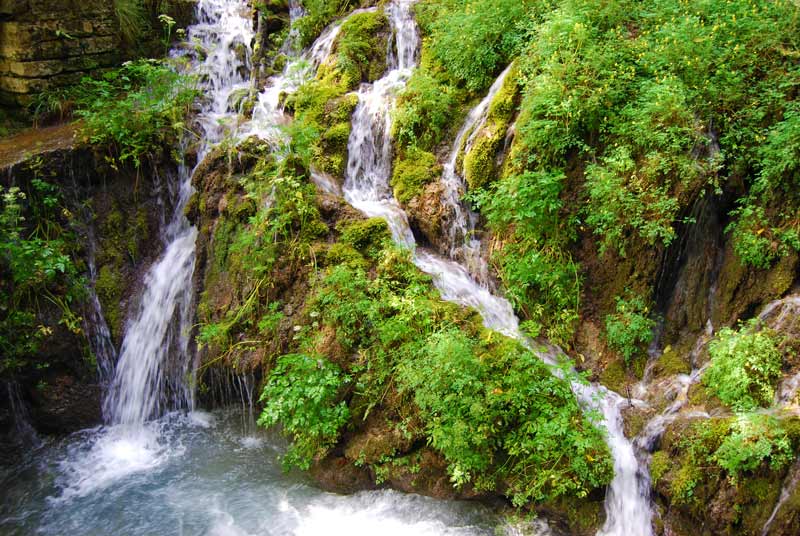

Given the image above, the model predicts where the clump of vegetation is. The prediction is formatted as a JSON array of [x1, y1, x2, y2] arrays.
[[712, 413, 792, 483], [392, 68, 459, 150], [416, 0, 541, 92], [0, 171, 85, 379], [702, 320, 783, 412], [472, 170, 580, 346], [398, 331, 612, 505], [258, 353, 351, 469], [604, 293, 656, 363], [33, 60, 197, 168]]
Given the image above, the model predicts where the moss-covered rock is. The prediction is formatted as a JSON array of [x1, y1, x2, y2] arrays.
[[391, 147, 441, 204], [463, 63, 521, 190]]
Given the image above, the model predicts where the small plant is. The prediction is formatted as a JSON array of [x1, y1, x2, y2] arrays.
[[703, 320, 782, 411], [258, 353, 350, 469], [605, 293, 656, 363], [712, 413, 792, 483]]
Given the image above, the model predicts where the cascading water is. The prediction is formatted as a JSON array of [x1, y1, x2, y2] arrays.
[[438, 64, 513, 283], [341, 2, 654, 534], [106, 0, 255, 427]]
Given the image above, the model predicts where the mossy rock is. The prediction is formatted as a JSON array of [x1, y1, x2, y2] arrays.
[[463, 63, 521, 190], [331, 10, 391, 88], [391, 147, 441, 204], [95, 264, 124, 338], [337, 218, 392, 259], [539, 493, 606, 536], [654, 345, 691, 377], [599, 358, 628, 394], [325, 242, 368, 270]]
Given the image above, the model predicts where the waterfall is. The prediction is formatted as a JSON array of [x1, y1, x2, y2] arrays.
[[340, 2, 654, 534], [439, 64, 513, 283], [103, 0, 255, 426]]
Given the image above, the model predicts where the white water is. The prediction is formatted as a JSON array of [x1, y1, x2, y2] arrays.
[[1, 410, 501, 535], [339, 2, 654, 534], [106, 0, 256, 427], [439, 64, 513, 283]]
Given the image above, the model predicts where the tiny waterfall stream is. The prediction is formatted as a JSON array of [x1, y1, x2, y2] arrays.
[[0, 1, 502, 535]]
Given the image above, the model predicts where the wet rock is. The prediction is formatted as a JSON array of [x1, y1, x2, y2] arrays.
[[310, 455, 376, 494], [406, 180, 448, 251], [29, 376, 102, 433]]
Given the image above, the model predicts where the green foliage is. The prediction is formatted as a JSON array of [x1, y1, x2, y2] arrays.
[[713, 413, 792, 483], [397, 330, 612, 504], [418, 0, 544, 92], [392, 68, 458, 150], [391, 147, 440, 203], [585, 147, 681, 256], [502, 0, 798, 260], [703, 320, 783, 412], [604, 293, 656, 363], [258, 353, 351, 469], [0, 176, 84, 378], [473, 170, 580, 345], [34, 60, 197, 167]]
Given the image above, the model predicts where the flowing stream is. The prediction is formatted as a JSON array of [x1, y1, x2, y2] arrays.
[[1, 1, 508, 534], [341, 2, 654, 535]]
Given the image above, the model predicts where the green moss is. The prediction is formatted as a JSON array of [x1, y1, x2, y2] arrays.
[[325, 242, 368, 270], [599, 358, 628, 394], [291, 79, 348, 126], [338, 218, 392, 259], [650, 451, 670, 486], [391, 148, 441, 203], [462, 64, 520, 190], [329, 11, 390, 88], [542, 493, 605, 534], [317, 121, 353, 176], [95, 264, 123, 338], [655, 345, 691, 376]]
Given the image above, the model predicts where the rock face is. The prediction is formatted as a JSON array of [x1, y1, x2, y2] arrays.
[[0, 0, 199, 106], [0, 0, 120, 105]]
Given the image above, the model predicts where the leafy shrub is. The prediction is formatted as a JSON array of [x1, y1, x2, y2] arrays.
[[604, 293, 656, 363], [473, 170, 580, 345], [712, 413, 792, 483], [703, 320, 783, 411], [54, 60, 198, 167], [418, 0, 542, 91], [398, 330, 612, 504], [0, 177, 84, 378], [258, 353, 350, 469]]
